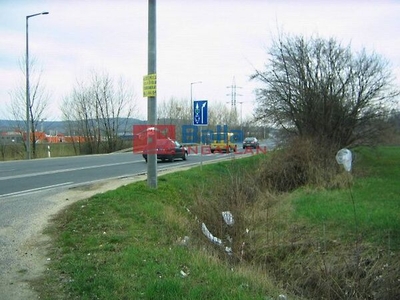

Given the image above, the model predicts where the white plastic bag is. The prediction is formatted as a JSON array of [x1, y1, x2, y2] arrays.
[[336, 148, 352, 172]]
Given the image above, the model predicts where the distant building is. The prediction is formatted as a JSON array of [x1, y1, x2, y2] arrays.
[[0, 130, 85, 144], [0, 131, 23, 144]]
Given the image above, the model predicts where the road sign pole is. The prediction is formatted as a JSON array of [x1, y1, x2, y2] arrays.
[[200, 126, 203, 170], [193, 100, 208, 170]]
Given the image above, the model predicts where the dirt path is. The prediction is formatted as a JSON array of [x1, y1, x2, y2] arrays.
[[0, 175, 144, 300]]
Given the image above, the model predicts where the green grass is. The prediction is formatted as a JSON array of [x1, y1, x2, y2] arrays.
[[35, 147, 400, 299], [0, 143, 79, 160], [38, 156, 283, 300], [292, 146, 400, 249]]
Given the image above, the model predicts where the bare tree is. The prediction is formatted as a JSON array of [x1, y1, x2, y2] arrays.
[[62, 70, 137, 154], [62, 82, 98, 154], [8, 57, 50, 158], [158, 97, 237, 128], [156, 97, 239, 143], [157, 97, 187, 124], [251, 33, 399, 148], [157, 97, 191, 140], [208, 102, 234, 127]]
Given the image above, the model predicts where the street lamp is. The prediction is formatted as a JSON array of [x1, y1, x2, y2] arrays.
[[26, 11, 49, 159], [190, 81, 202, 115], [238, 101, 243, 129]]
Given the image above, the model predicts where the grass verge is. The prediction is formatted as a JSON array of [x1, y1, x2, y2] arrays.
[[34, 146, 400, 299], [36, 156, 288, 300]]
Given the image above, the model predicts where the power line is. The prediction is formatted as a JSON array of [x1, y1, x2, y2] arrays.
[[226, 76, 242, 108]]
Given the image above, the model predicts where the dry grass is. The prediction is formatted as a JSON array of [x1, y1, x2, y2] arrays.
[[257, 137, 341, 192], [189, 142, 400, 299]]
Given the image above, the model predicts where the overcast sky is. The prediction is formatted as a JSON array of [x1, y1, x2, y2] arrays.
[[1, 0, 400, 121]]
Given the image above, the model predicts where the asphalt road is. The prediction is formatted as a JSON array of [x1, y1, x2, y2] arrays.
[[0, 150, 237, 198], [1, 152, 144, 197]]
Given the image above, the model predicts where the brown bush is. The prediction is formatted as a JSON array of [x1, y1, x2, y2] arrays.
[[257, 137, 341, 192]]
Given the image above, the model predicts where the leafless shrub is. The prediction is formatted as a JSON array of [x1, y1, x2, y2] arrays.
[[257, 137, 340, 192]]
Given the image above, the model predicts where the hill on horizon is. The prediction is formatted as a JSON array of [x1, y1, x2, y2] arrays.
[[0, 118, 146, 135]]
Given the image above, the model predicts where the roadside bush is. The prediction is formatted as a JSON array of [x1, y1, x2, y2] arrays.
[[257, 137, 342, 192], [0, 143, 25, 161]]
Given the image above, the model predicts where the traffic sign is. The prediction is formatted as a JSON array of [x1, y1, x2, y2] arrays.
[[193, 100, 208, 125]]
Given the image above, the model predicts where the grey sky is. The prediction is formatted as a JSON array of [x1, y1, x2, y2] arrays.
[[1, 0, 399, 120]]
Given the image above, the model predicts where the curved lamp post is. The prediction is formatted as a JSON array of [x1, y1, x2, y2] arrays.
[[190, 81, 202, 116], [26, 11, 49, 159]]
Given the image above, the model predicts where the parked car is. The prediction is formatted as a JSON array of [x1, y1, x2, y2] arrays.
[[242, 137, 259, 149], [142, 138, 188, 162]]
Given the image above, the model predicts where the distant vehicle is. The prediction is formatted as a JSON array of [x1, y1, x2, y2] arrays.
[[142, 138, 188, 162], [210, 132, 237, 153], [242, 137, 259, 149]]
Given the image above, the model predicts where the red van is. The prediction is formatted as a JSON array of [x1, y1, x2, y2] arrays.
[[142, 138, 188, 162]]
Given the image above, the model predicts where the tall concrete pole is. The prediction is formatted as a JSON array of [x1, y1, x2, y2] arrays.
[[26, 16, 30, 160], [26, 11, 49, 159], [147, 0, 157, 188]]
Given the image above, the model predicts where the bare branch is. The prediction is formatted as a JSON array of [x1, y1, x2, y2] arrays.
[[251, 33, 400, 148]]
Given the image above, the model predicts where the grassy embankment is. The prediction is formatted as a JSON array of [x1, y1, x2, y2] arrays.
[[1, 141, 133, 160], [35, 146, 400, 299], [1, 143, 78, 160]]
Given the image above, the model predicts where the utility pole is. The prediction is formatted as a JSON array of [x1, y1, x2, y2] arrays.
[[147, 0, 157, 188], [226, 77, 242, 107], [226, 76, 242, 124]]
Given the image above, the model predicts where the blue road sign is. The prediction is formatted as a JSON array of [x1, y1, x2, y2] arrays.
[[193, 100, 208, 125]]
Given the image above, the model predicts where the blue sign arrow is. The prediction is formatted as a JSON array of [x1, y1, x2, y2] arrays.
[[193, 100, 208, 125]]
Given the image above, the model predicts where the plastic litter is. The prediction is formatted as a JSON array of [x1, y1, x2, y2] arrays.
[[222, 211, 234, 225], [336, 148, 352, 172], [201, 223, 222, 245]]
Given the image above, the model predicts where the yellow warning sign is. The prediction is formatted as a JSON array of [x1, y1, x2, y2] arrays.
[[143, 73, 157, 97]]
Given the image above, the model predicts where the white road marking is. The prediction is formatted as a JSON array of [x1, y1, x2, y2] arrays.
[[0, 161, 139, 181], [0, 182, 74, 198]]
